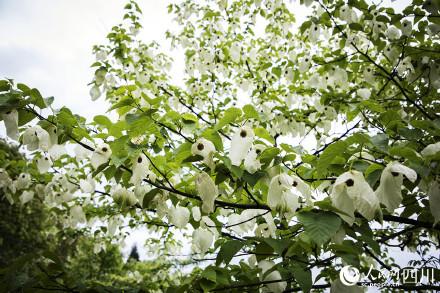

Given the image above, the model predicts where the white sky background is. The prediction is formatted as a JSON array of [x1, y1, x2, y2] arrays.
[[0, 0, 427, 291]]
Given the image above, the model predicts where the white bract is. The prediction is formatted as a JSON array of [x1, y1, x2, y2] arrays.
[[23, 125, 51, 152], [421, 142, 440, 157], [357, 88, 371, 100], [229, 126, 254, 166], [195, 172, 218, 214], [192, 206, 201, 221], [19, 190, 34, 205], [91, 143, 111, 169], [37, 154, 52, 173], [192, 227, 213, 254], [15, 173, 31, 190], [130, 153, 149, 185], [386, 25, 401, 40], [375, 162, 417, 213], [1, 109, 19, 140], [331, 170, 380, 225], [244, 144, 265, 174], [70, 205, 87, 226], [80, 175, 96, 193], [90, 85, 101, 100], [168, 205, 190, 228], [267, 174, 299, 214], [258, 260, 286, 293], [112, 186, 138, 207], [191, 138, 216, 169]]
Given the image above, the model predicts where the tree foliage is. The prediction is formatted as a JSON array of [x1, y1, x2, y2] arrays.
[[1, 0, 440, 291]]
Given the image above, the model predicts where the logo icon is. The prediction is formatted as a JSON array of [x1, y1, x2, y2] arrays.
[[340, 265, 360, 286]]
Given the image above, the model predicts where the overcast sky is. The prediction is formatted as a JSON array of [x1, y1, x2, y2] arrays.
[[0, 0, 176, 119]]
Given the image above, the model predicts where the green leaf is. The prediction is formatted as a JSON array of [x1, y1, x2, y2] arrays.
[[216, 240, 244, 266], [297, 211, 341, 246], [262, 238, 291, 256], [182, 154, 204, 163], [242, 104, 259, 120], [215, 107, 242, 130], [254, 127, 274, 144], [259, 147, 280, 166], [292, 264, 312, 293], [316, 141, 348, 175]]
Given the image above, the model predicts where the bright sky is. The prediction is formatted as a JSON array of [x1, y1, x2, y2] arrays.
[[0, 0, 177, 119]]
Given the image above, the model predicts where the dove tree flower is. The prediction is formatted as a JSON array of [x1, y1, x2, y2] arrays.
[[1, 109, 19, 140], [229, 126, 254, 166], [22, 125, 51, 151], [195, 172, 218, 214], [191, 138, 216, 169], [375, 162, 417, 213], [331, 170, 380, 225], [91, 143, 112, 169]]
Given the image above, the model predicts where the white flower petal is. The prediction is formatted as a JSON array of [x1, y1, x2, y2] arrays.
[[91, 143, 111, 169], [19, 190, 34, 205], [169, 205, 190, 228], [192, 206, 201, 221], [331, 170, 379, 224], [130, 153, 150, 185], [421, 142, 440, 157], [196, 172, 218, 214], [37, 154, 52, 173], [2, 109, 19, 140], [192, 227, 213, 254], [191, 138, 216, 169], [229, 126, 254, 166], [376, 162, 417, 212]]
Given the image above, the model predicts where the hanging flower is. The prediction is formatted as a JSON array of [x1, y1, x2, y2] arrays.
[[90, 85, 101, 101], [112, 185, 137, 207], [291, 175, 312, 206], [229, 126, 254, 166], [130, 153, 149, 185], [192, 206, 201, 221], [267, 174, 299, 214], [48, 144, 66, 160], [308, 23, 321, 43], [74, 139, 94, 160], [385, 25, 401, 40], [37, 154, 52, 173], [421, 142, 440, 157], [70, 205, 87, 226], [15, 173, 31, 190], [0, 169, 12, 190], [1, 109, 19, 140], [331, 170, 380, 225], [23, 125, 51, 151], [192, 227, 213, 254], [401, 19, 412, 36], [196, 172, 219, 214], [168, 205, 190, 228], [191, 138, 216, 169], [258, 260, 286, 293], [357, 88, 371, 100], [19, 190, 34, 205], [80, 175, 96, 193], [91, 143, 111, 169], [244, 144, 265, 174], [375, 162, 417, 213]]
